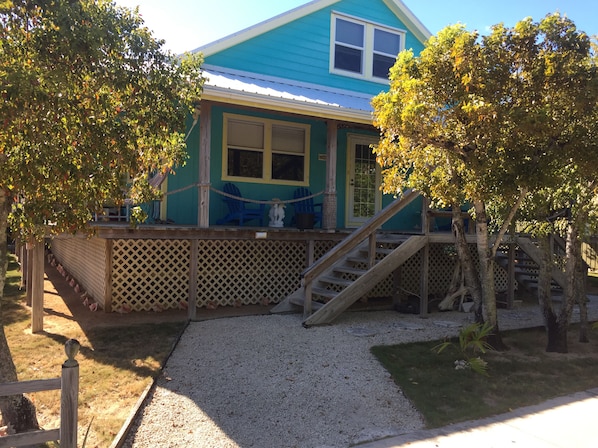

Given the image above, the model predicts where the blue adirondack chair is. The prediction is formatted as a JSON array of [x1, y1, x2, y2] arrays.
[[292, 187, 323, 227], [217, 183, 265, 226]]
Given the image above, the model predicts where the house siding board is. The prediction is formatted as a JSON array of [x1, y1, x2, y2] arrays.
[[203, 0, 423, 96], [166, 115, 200, 225]]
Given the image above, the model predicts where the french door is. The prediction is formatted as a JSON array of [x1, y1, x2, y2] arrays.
[[346, 134, 381, 227]]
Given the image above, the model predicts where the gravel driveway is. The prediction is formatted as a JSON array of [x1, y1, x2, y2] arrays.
[[122, 301, 598, 448]]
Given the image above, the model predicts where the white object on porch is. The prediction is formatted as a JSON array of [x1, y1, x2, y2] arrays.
[[268, 199, 285, 228]]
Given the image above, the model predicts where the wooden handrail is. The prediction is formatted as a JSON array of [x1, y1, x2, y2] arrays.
[[303, 189, 419, 283], [300, 189, 420, 318]]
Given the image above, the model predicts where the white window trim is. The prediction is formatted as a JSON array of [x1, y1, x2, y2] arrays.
[[222, 113, 311, 186], [330, 12, 405, 84]]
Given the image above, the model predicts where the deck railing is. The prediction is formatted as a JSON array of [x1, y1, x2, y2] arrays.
[[0, 339, 80, 448]]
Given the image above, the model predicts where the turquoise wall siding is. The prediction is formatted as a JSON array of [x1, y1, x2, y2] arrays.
[[167, 107, 329, 227], [204, 0, 425, 96], [166, 115, 199, 225], [167, 108, 424, 230], [167, 0, 429, 229]]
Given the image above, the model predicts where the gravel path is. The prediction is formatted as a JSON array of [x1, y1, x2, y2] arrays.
[[122, 299, 598, 448]]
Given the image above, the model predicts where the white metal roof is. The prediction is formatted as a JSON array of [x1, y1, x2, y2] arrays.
[[201, 65, 377, 124]]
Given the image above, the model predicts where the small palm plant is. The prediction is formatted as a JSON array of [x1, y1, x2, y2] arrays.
[[433, 322, 495, 375]]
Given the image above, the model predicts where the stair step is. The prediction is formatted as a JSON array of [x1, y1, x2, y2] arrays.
[[312, 287, 338, 299], [332, 266, 368, 276], [359, 247, 394, 256], [347, 255, 375, 264], [318, 275, 354, 287], [376, 234, 410, 244]]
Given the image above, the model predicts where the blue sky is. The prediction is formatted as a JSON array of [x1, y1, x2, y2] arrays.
[[114, 0, 598, 54]]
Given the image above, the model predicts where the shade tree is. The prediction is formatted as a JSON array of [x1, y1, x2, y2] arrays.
[[0, 0, 203, 432]]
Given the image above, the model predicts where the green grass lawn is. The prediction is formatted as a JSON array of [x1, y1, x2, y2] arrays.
[[372, 324, 598, 428]]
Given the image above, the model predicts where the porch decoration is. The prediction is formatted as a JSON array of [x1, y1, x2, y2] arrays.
[[268, 198, 286, 227]]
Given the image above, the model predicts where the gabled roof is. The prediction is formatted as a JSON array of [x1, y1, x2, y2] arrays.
[[194, 0, 431, 57], [201, 65, 375, 124], [195, 0, 431, 124]]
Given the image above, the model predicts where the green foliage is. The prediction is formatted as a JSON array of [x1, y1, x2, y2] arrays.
[[433, 322, 494, 375], [372, 14, 598, 225], [373, 13, 598, 341], [0, 0, 205, 240], [129, 205, 147, 228]]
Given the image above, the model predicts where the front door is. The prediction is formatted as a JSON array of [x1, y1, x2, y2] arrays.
[[346, 134, 381, 227]]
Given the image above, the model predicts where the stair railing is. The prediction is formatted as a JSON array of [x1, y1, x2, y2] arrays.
[[301, 189, 419, 317]]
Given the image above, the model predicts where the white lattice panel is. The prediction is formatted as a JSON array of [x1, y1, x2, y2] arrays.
[[195, 240, 306, 307], [52, 235, 511, 313], [111, 239, 190, 311], [51, 236, 107, 308]]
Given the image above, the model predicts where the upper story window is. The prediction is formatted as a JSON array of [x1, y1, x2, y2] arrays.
[[331, 14, 404, 82], [223, 114, 310, 185]]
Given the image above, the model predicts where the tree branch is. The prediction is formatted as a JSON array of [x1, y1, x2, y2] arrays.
[[490, 187, 528, 258]]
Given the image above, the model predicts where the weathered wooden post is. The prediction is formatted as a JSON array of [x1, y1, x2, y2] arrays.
[[188, 239, 199, 320], [60, 339, 80, 448], [30, 240, 45, 333], [322, 120, 338, 230]]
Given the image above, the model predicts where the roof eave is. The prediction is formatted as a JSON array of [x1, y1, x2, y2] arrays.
[[384, 0, 432, 44], [202, 86, 374, 125]]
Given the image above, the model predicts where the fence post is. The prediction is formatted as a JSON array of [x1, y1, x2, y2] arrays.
[[60, 339, 80, 448]]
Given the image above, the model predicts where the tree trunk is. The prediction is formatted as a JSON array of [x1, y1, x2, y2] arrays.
[[536, 236, 567, 352], [473, 200, 506, 350], [573, 214, 590, 343], [538, 237, 556, 314], [544, 308, 569, 353], [577, 254, 589, 342], [451, 204, 483, 322], [0, 189, 40, 433]]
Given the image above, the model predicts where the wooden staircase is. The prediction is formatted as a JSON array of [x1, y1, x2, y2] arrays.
[[495, 236, 566, 295], [271, 190, 425, 326]]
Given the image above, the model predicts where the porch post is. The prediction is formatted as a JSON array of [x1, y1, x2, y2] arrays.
[[322, 120, 338, 230], [198, 102, 211, 228]]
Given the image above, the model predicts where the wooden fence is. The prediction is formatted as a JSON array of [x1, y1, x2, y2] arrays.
[[0, 339, 80, 448]]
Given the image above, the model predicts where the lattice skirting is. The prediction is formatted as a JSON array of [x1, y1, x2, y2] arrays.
[[51, 237, 508, 312], [111, 239, 191, 312]]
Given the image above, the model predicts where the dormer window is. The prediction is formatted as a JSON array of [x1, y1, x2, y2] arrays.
[[331, 14, 404, 82]]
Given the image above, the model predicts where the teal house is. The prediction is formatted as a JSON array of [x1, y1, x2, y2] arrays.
[[51, 0, 462, 322], [164, 0, 431, 230]]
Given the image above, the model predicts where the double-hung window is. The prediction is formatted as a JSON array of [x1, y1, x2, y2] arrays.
[[331, 14, 404, 82], [223, 114, 310, 185]]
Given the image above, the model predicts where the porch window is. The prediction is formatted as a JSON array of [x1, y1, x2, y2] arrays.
[[331, 14, 404, 82], [224, 114, 309, 185]]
